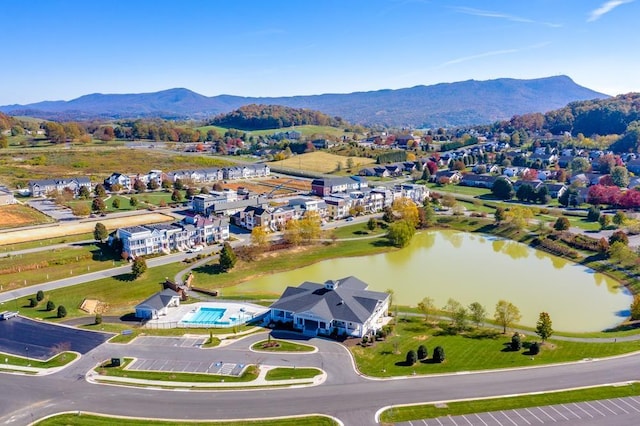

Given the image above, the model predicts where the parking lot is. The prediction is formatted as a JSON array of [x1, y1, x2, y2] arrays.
[[130, 336, 205, 348], [0, 316, 111, 360], [397, 396, 640, 425], [128, 358, 246, 376]]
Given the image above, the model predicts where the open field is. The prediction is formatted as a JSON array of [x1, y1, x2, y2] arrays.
[[0, 212, 173, 246], [224, 177, 311, 197], [270, 151, 375, 174], [0, 204, 55, 229], [0, 148, 233, 189], [196, 124, 354, 139]]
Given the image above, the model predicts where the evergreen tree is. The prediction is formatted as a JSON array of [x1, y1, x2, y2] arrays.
[[219, 242, 238, 271], [535, 312, 554, 342]]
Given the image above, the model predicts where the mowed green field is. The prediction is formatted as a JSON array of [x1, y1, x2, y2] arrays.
[[196, 124, 354, 139]]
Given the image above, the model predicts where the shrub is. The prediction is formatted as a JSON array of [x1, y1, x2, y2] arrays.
[[587, 206, 601, 222], [529, 342, 540, 355], [406, 349, 417, 365], [511, 333, 522, 351], [417, 344, 428, 360], [57, 305, 67, 318], [95, 313, 102, 325], [46, 300, 55, 311], [36, 290, 44, 302], [28, 297, 38, 308], [361, 335, 369, 346], [433, 346, 445, 363]]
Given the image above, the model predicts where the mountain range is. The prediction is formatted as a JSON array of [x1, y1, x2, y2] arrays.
[[0, 76, 608, 127]]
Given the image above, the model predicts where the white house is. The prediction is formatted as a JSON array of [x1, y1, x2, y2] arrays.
[[269, 276, 390, 338]]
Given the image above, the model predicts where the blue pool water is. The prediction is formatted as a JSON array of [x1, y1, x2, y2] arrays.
[[182, 307, 226, 324]]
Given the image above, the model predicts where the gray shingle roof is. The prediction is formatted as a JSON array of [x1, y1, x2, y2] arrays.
[[136, 289, 179, 311], [270, 276, 388, 324]]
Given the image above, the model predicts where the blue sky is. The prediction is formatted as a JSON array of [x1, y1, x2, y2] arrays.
[[2, 0, 638, 105]]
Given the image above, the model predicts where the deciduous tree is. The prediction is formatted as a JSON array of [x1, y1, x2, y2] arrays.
[[494, 300, 522, 334], [385, 220, 415, 247], [94, 222, 108, 242], [250, 226, 269, 249], [417, 297, 436, 323], [468, 302, 487, 328], [131, 257, 147, 278]]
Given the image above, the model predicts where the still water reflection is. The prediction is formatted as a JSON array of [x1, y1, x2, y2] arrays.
[[227, 230, 632, 332]]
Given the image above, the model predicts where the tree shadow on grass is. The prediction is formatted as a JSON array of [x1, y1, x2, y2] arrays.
[[113, 273, 136, 282], [193, 263, 225, 275], [371, 239, 392, 247], [394, 360, 415, 367], [420, 358, 442, 364], [464, 328, 502, 340]]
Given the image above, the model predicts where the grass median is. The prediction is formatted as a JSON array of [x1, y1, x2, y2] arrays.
[[380, 382, 640, 423], [251, 339, 315, 352], [35, 413, 338, 426], [265, 367, 322, 381], [0, 351, 78, 368]]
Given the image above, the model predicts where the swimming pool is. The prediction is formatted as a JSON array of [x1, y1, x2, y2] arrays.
[[181, 307, 226, 325]]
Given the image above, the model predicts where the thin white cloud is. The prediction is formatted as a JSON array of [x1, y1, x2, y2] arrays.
[[454, 7, 562, 28], [587, 0, 634, 22], [438, 42, 550, 67]]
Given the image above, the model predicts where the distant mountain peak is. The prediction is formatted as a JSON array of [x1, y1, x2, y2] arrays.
[[0, 76, 609, 126]]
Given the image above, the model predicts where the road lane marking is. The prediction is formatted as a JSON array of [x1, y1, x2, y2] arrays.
[[474, 413, 488, 426], [607, 399, 628, 414], [487, 412, 504, 426], [548, 405, 569, 421], [512, 409, 531, 425], [560, 404, 581, 419], [500, 411, 517, 426], [524, 408, 544, 423], [595, 400, 617, 415], [617, 398, 640, 413], [584, 401, 605, 417]]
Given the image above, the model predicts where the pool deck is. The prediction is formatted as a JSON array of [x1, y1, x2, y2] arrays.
[[144, 301, 270, 329]]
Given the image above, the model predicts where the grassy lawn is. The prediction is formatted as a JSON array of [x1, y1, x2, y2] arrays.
[[380, 382, 640, 423], [428, 183, 491, 197], [0, 204, 55, 229], [329, 222, 386, 239], [0, 244, 126, 291], [251, 339, 316, 352], [16, 263, 186, 320], [190, 237, 392, 294], [0, 233, 94, 251], [97, 358, 259, 383], [0, 351, 78, 368], [265, 367, 322, 381], [352, 317, 640, 378], [35, 413, 337, 426]]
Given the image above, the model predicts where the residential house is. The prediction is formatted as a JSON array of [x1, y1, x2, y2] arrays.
[[626, 159, 640, 175], [323, 195, 351, 219], [431, 170, 461, 184], [545, 183, 567, 199], [237, 206, 272, 230], [103, 173, 132, 191], [269, 276, 390, 338], [135, 289, 181, 320], [394, 183, 429, 204], [28, 177, 92, 197], [191, 193, 268, 216], [459, 173, 499, 189], [311, 176, 368, 197]]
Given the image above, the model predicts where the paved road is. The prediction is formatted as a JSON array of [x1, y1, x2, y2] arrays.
[[2, 328, 640, 425]]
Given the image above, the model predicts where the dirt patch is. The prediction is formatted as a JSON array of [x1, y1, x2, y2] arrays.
[[0, 204, 54, 229], [413, 335, 429, 341], [0, 213, 173, 246]]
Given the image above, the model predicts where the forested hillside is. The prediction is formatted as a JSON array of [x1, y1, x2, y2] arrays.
[[208, 104, 346, 130]]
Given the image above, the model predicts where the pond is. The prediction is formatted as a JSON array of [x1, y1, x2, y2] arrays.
[[224, 230, 632, 332]]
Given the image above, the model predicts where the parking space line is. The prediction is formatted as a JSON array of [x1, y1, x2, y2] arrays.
[[524, 408, 544, 423], [447, 415, 458, 425], [461, 414, 474, 425], [607, 399, 629, 414], [487, 412, 504, 426], [560, 404, 580, 420], [512, 409, 530, 425], [618, 397, 640, 413], [536, 407, 556, 422], [435, 417, 444, 426], [570, 402, 593, 418], [628, 396, 640, 407], [474, 414, 488, 426], [584, 401, 605, 417], [548, 406, 569, 421], [500, 411, 517, 426], [595, 400, 618, 415]]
